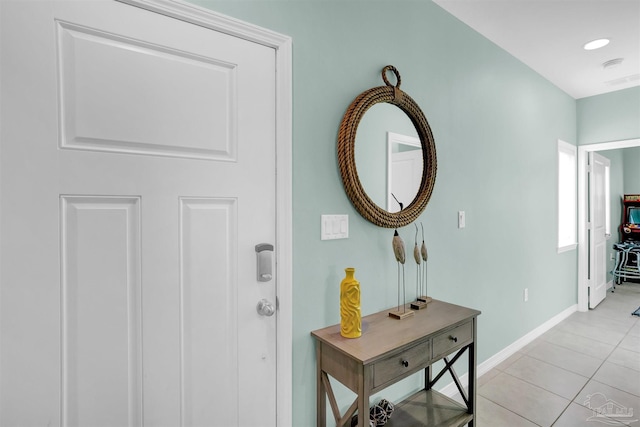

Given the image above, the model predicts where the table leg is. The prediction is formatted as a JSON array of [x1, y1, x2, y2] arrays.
[[316, 344, 326, 427], [468, 319, 477, 426], [425, 365, 432, 390], [357, 368, 371, 427]]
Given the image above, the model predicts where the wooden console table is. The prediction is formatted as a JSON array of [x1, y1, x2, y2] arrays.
[[311, 299, 480, 427]]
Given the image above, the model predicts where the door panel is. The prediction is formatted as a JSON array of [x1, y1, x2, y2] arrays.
[[61, 196, 143, 427], [589, 152, 609, 309], [1, 1, 277, 426], [179, 197, 239, 427], [57, 20, 237, 160]]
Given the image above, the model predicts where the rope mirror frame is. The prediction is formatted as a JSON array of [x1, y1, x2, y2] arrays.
[[337, 65, 437, 228]]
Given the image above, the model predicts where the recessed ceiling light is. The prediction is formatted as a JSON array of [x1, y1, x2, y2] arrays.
[[584, 38, 610, 50]]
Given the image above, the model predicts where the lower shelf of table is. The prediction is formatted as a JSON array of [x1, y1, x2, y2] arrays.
[[385, 389, 473, 427]]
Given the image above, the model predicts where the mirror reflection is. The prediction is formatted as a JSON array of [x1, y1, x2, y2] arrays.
[[355, 103, 423, 213], [387, 133, 422, 213]]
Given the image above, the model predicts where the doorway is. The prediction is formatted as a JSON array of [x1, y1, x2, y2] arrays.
[[578, 138, 640, 311]]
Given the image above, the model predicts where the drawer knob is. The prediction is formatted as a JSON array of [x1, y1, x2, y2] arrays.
[[401, 360, 409, 368], [449, 336, 458, 343]]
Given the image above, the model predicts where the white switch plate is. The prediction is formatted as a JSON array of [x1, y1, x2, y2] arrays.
[[524, 288, 529, 302], [458, 211, 466, 229], [321, 215, 349, 240]]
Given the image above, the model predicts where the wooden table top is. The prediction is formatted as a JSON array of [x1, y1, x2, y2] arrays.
[[311, 299, 480, 364]]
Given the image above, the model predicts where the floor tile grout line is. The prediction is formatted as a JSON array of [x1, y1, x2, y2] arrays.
[[555, 317, 634, 345], [475, 389, 544, 427], [579, 311, 640, 400], [602, 350, 640, 372], [478, 370, 571, 426], [503, 353, 592, 393], [486, 345, 612, 422], [477, 284, 640, 426], [522, 344, 601, 379], [551, 285, 640, 425], [485, 369, 573, 402], [550, 356, 612, 426], [525, 329, 616, 378], [535, 324, 617, 359]]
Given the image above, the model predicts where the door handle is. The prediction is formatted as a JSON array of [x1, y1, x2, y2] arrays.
[[256, 299, 276, 316], [255, 243, 274, 282]]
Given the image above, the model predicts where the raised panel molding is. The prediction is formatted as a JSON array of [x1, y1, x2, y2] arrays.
[[57, 20, 237, 161], [179, 197, 238, 427], [60, 196, 142, 427]]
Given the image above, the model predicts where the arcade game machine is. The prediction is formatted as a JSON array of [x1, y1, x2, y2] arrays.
[[613, 195, 640, 284], [620, 194, 640, 242]]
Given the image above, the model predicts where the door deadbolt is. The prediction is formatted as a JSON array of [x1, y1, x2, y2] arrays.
[[255, 243, 274, 282]]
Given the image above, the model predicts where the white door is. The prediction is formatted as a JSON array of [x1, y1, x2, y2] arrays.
[[0, 1, 278, 426], [588, 152, 610, 309]]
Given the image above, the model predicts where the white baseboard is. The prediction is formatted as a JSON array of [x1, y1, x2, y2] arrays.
[[438, 303, 578, 397]]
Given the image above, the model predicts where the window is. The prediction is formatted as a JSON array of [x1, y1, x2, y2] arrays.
[[558, 140, 577, 252]]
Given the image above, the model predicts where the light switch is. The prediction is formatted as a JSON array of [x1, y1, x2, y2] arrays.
[[332, 218, 340, 234], [458, 211, 465, 229], [321, 215, 349, 240]]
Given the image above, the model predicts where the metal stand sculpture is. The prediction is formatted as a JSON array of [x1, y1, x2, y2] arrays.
[[389, 196, 414, 319], [417, 223, 432, 304], [410, 224, 428, 310]]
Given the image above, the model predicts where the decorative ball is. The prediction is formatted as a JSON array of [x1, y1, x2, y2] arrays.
[[349, 414, 377, 427], [378, 399, 395, 418], [369, 404, 388, 426]]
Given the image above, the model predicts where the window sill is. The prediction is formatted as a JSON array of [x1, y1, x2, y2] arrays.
[[558, 243, 577, 254]]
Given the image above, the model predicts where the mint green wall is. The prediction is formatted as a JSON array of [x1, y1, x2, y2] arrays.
[[577, 87, 640, 145], [189, 1, 578, 425], [624, 147, 640, 194]]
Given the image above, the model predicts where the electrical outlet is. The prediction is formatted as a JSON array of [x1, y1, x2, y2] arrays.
[[524, 288, 529, 302], [458, 211, 465, 229]]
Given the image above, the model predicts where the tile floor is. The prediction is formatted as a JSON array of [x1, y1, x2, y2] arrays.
[[470, 281, 640, 426]]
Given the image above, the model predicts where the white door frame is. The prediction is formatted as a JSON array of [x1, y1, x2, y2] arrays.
[[577, 138, 640, 312], [117, 0, 293, 423]]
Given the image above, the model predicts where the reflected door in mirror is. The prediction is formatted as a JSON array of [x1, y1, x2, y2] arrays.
[[388, 132, 422, 213], [356, 104, 421, 211]]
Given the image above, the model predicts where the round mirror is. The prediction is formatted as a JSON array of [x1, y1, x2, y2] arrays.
[[337, 66, 437, 228]]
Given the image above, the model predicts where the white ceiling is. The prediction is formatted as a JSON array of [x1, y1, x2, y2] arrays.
[[432, 0, 640, 99]]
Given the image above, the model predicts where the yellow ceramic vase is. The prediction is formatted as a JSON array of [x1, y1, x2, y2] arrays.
[[340, 268, 361, 338]]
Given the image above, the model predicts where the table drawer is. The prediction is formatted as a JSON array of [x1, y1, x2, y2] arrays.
[[373, 339, 431, 388], [432, 321, 473, 359]]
